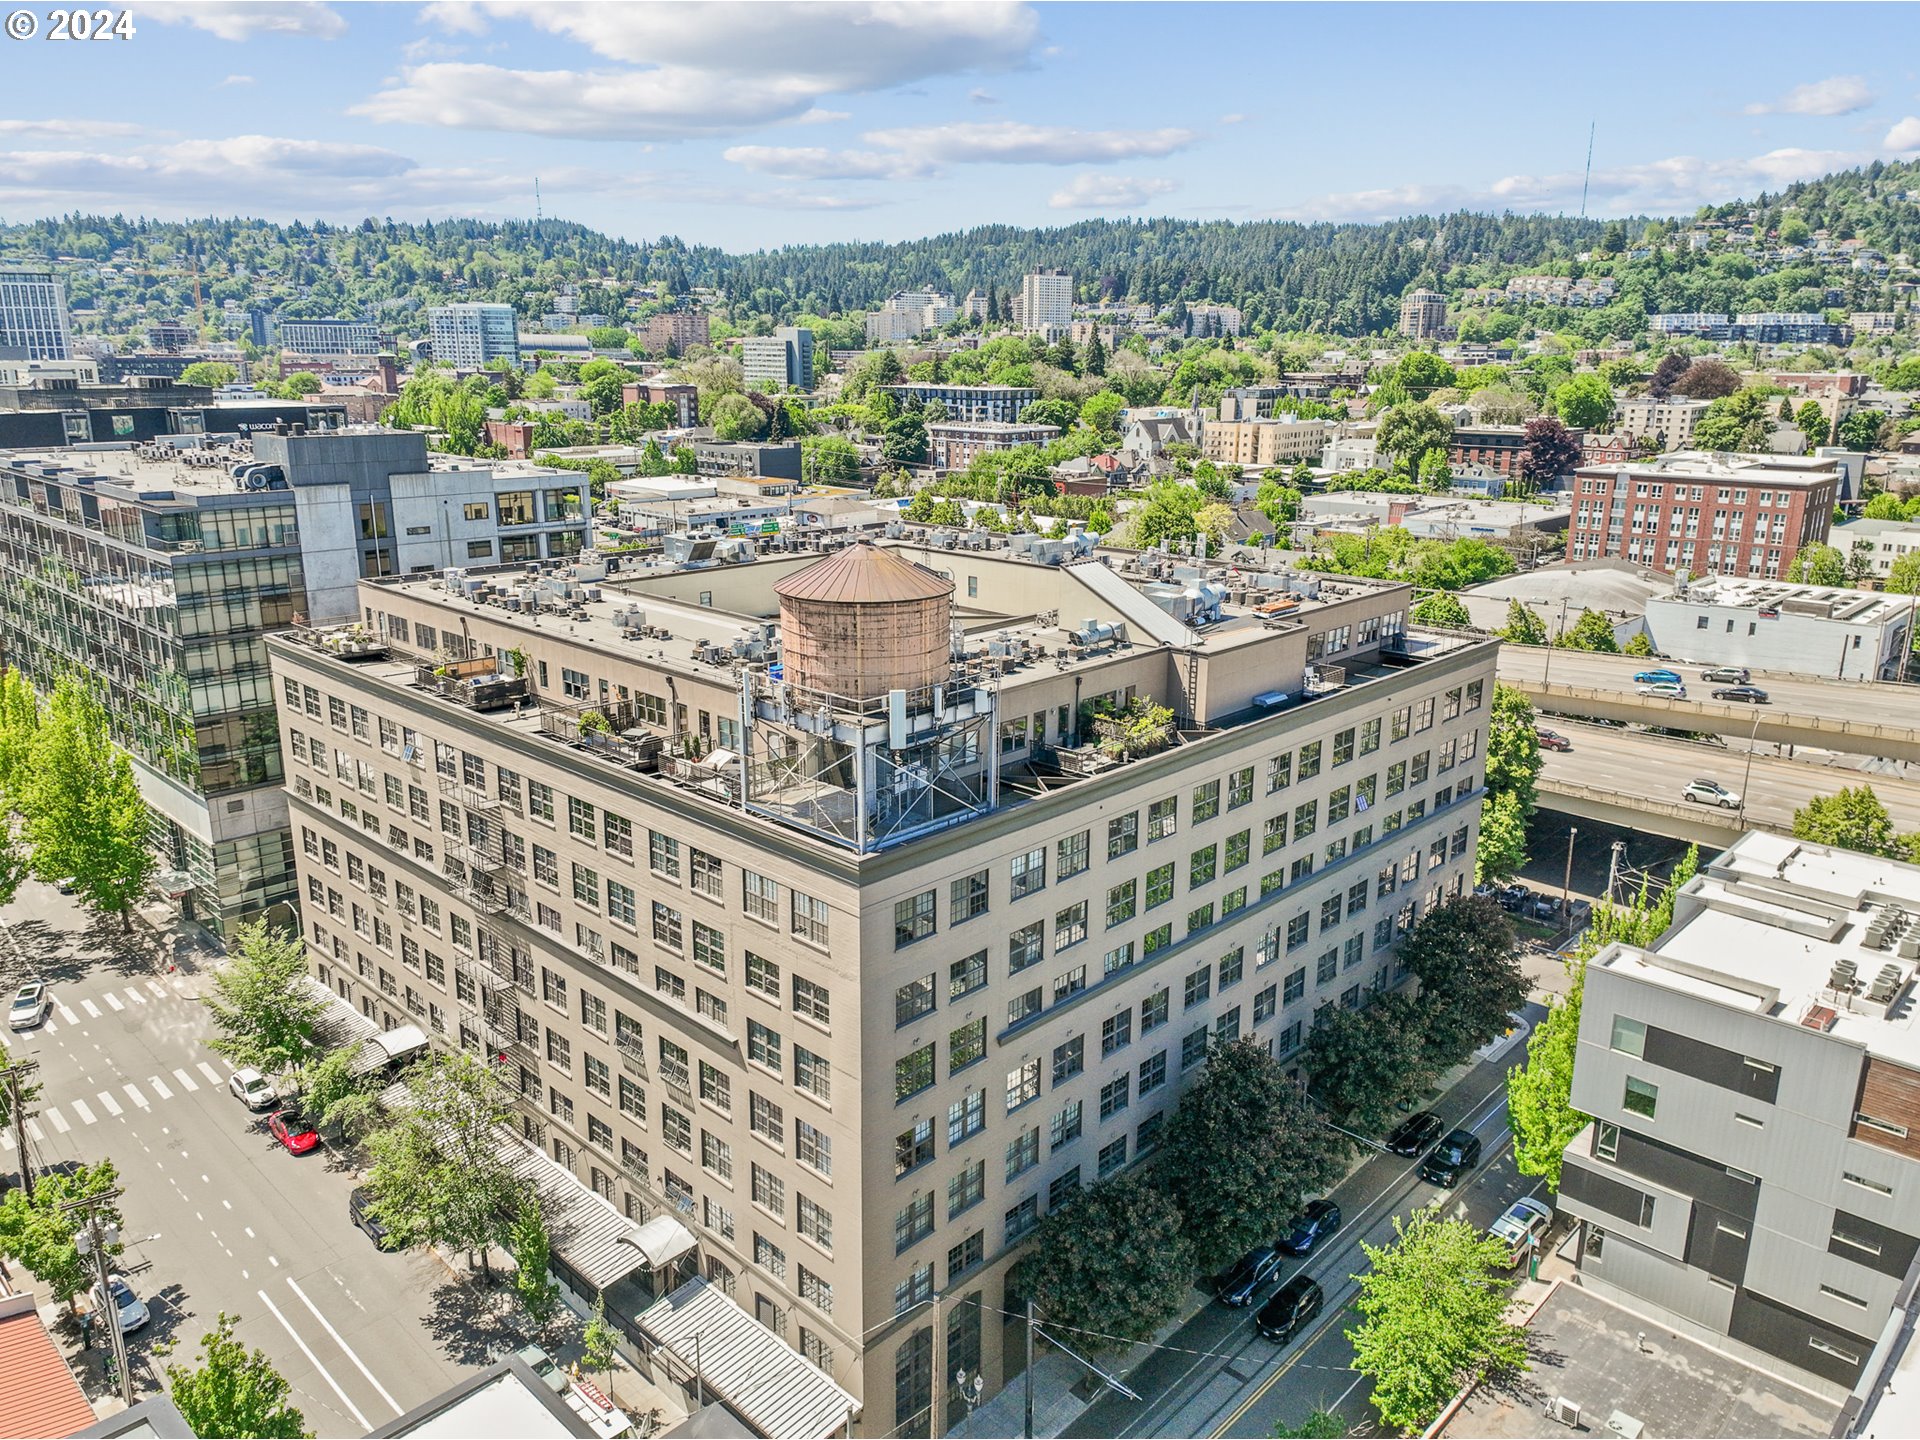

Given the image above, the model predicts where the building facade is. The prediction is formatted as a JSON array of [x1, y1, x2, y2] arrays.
[[1448, 424, 1586, 483], [882, 385, 1037, 425], [1640, 576, 1913, 682], [740, 327, 816, 392], [1398, 289, 1447, 341], [278, 320, 385, 356], [0, 267, 73, 360], [1616, 397, 1711, 451], [266, 538, 1493, 1437], [1201, 418, 1336, 469], [646, 312, 711, 357], [622, 382, 699, 429], [1568, 452, 1840, 577], [1561, 832, 1920, 1397], [1017, 271, 1073, 333], [866, 293, 959, 346], [925, 421, 1060, 471], [429, 305, 519, 371]]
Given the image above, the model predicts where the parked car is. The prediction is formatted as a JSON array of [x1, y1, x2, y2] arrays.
[[8, 982, 50, 1031], [349, 1186, 395, 1249], [1255, 1275, 1324, 1343], [1279, 1199, 1342, 1257], [54, 877, 77, 895], [1701, 666, 1750, 684], [90, 1274, 149, 1333], [1472, 881, 1499, 899], [1385, 1110, 1444, 1157], [1682, 777, 1740, 809], [1216, 1245, 1285, 1306], [1632, 668, 1683, 686], [1525, 894, 1564, 921], [1534, 728, 1572, 752], [1487, 1197, 1554, 1267], [1637, 681, 1687, 699], [229, 1067, 276, 1111], [1712, 685, 1769, 704], [267, 1109, 321, 1155], [1420, 1128, 1483, 1186], [1495, 884, 1530, 913]]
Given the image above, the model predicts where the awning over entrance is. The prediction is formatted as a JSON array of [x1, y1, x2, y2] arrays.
[[640, 1277, 860, 1439], [627, 1214, 697, 1269]]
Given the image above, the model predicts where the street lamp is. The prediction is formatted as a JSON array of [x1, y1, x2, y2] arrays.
[[1561, 826, 1579, 942], [1528, 596, 1570, 687], [1737, 707, 1763, 830], [953, 1368, 986, 1437]]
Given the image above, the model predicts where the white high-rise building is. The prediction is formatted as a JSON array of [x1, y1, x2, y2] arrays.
[[0, 267, 74, 360], [1018, 269, 1073, 333], [864, 290, 960, 345], [428, 303, 519, 369]]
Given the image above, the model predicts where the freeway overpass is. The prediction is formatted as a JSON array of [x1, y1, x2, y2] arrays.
[[1535, 722, 1920, 846], [1499, 648, 1920, 762]]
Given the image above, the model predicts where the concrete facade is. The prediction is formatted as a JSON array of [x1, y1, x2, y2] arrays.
[[429, 305, 519, 370], [1639, 576, 1914, 682]]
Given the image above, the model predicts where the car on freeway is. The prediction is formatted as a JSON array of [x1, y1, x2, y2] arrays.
[[267, 1109, 321, 1155], [1632, 668, 1682, 686], [1279, 1199, 1343, 1257], [1682, 777, 1740, 809], [1534, 728, 1573, 752], [1701, 666, 1750, 684], [1420, 1128, 1483, 1187], [1487, 1196, 1554, 1267], [1216, 1245, 1285, 1306], [349, 1186, 396, 1249], [229, 1067, 276, 1110], [1712, 685, 1770, 704], [8, 982, 51, 1031], [90, 1274, 150, 1333], [1385, 1110, 1444, 1157], [1255, 1275, 1324, 1344], [1637, 681, 1687, 699]]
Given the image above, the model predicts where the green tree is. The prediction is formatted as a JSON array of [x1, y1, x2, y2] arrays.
[[1556, 608, 1619, 652], [1375, 403, 1454, 474], [709, 392, 767, 442], [1498, 599, 1548, 646], [799, 434, 861, 487], [1161, 1040, 1345, 1272], [22, 679, 155, 929], [1301, 992, 1435, 1133], [1272, 1409, 1346, 1439], [1621, 631, 1656, 657], [582, 1293, 620, 1388], [166, 1311, 311, 1439], [1410, 591, 1470, 627], [1011, 1174, 1194, 1352], [1484, 683, 1543, 819], [1550, 373, 1614, 429], [1797, 400, 1832, 449], [1886, 552, 1920, 596], [1398, 896, 1529, 1065], [508, 1194, 561, 1329], [1348, 1214, 1527, 1435], [1786, 542, 1847, 587], [883, 413, 929, 466], [1080, 389, 1125, 436], [290, 1045, 382, 1143], [1020, 398, 1079, 431], [1839, 410, 1888, 452], [0, 667, 41, 797], [0, 1159, 121, 1311], [180, 361, 238, 388], [1793, 785, 1904, 858], [1476, 789, 1531, 885], [207, 922, 326, 1077], [0, 1036, 43, 1137]]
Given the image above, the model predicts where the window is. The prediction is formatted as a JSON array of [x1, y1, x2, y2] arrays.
[[743, 871, 779, 924], [896, 1118, 935, 1176], [746, 953, 780, 999], [1609, 1015, 1647, 1058], [1843, 1170, 1894, 1196], [1052, 1036, 1084, 1084], [1190, 844, 1217, 889], [1183, 967, 1211, 1010], [1623, 1077, 1659, 1119], [1225, 830, 1250, 872], [1192, 779, 1220, 823], [1108, 812, 1139, 860], [896, 1044, 936, 1101], [793, 976, 830, 1026], [1268, 752, 1293, 793], [752, 1163, 786, 1219], [1148, 796, 1178, 842], [1139, 1050, 1167, 1096], [950, 1018, 986, 1073], [1099, 1073, 1129, 1119], [1006, 1128, 1040, 1180], [1102, 1009, 1132, 1056], [894, 1262, 934, 1315], [1007, 1059, 1041, 1112], [1011, 847, 1047, 899], [1145, 864, 1174, 910], [1053, 966, 1086, 1004], [1010, 921, 1045, 974], [1181, 1027, 1209, 1070], [1055, 901, 1088, 950], [1106, 880, 1137, 929], [750, 1090, 783, 1144], [950, 950, 987, 1000], [896, 891, 937, 948], [1098, 1136, 1128, 1177], [795, 1046, 831, 1101], [1008, 987, 1042, 1026], [797, 1119, 832, 1176], [897, 975, 937, 1026], [1141, 989, 1169, 1033], [1057, 830, 1091, 880], [949, 1089, 985, 1146], [791, 891, 830, 947], [1006, 1196, 1040, 1243], [1051, 1099, 1083, 1149], [748, 1020, 782, 1074], [1048, 1169, 1081, 1211]]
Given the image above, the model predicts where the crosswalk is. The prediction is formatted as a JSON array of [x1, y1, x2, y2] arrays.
[[0, 1055, 236, 1149], [36, 979, 172, 1034]]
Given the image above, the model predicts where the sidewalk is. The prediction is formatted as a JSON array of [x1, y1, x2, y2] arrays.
[[130, 897, 226, 998]]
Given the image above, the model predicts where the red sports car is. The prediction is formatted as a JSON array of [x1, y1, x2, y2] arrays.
[[267, 1110, 320, 1155]]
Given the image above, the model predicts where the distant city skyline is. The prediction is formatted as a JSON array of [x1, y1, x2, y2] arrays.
[[2, 2, 1917, 247]]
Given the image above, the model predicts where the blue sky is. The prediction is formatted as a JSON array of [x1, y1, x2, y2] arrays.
[[4, 1, 1919, 248]]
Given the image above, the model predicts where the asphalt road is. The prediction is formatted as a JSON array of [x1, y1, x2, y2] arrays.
[[1, 880, 491, 1436], [1059, 1016, 1546, 1440], [1534, 719, 1920, 832]]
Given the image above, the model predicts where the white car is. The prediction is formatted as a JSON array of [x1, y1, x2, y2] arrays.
[[91, 1273, 150, 1333], [1487, 1196, 1554, 1267], [229, 1067, 277, 1110], [8, 982, 50, 1031], [1682, 778, 1740, 810]]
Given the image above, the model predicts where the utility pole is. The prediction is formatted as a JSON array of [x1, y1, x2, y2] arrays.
[[929, 1293, 945, 1440], [1561, 826, 1579, 937], [2, 1056, 38, 1199], [68, 1190, 133, 1409], [1023, 1298, 1036, 1440], [1607, 840, 1626, 904]]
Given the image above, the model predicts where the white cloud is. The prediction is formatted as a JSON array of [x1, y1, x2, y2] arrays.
[[150, 2, 346, 42], [1219, 113, 1248, 125], [860, 121, 1199, 165], [1745, 75, 1876, 117], [1049, 174, 1177, 210], [969, 88, 998, 105], [1886, 116, 1920, 151], [0, 119, 144, 140], [220, 75, 255, 87], [722, 146, 940, 181], [793, 109, 852, 126]]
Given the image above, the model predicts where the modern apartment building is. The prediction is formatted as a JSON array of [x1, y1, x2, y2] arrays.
[[264, 535, 1494, 1436], [881, 384, 1037, 425], [1017, 270, 1073, 334], [1568, 451, 1840, 577], [1561, 831, 1920, 1397], [740, 327, 816, 392], [277, 320, 385, 356], [925, 420, 1060, 471], [621, 382, 699, 429], [0, 267, 73, 360], [866, 293, 959, 346], [1201, 417, 1337, 469], [0, 427, 590, 935], [1398, 288, 1447, 341], [646, 311, 711, 357], [1616, 396, 1711, 451], [428, 305, 519, 371]]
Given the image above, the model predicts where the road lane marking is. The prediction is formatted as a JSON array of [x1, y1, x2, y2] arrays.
[[25, 1119, 42, 1141], [245, 1226, 255, 1238], [196, 1062, 224, 1087], [172, 1068, 198, 1092], [123, 1083, 149, 1109], [70, 1099, 95, 1125], [269, 1255, 280, 1267], [287, 1277, 402, 1415], [41, 1017, 56, 1033], [223, 1200, 232, 1210], [146, 981, 166, 998], [103, 992, 123, 1011], [256, 1287, 370, 1431], [58, 1005, 77, 1023], [81, 1000, 100, 1018], [148, 1075, 173, 1100], [97, 1091, 123, 1117], [47, 1107, 69, 1133], [123, 987, 146, 1006]]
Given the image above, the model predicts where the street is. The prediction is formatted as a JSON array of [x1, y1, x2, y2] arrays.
[[1498, 645, 1920, 724], [1, 880, 491, 1435], [1060, 1015, 1546, 1440]]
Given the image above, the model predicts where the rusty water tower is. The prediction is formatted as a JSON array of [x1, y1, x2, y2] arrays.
[[774, 541, 953, 702]]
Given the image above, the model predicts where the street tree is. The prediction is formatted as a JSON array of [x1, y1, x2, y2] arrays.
[[1375, 403, 1454, 474], [1555, 608, 1619, 652], [1273, 1410, 1346, 1439], [508, 1194, 561, 1330], [0, 1159, 121, 1312], [1484, 683, 1543, 819], [1011, 1174, 1194, 1351], [1786, 542, 1847, 587], [290, 1045, 382, 1143], [582, 1294, 620, 1388], [1517, 418, 1581, 495], [1498, 599, 1548, 646], [1348, 1214, 1528, 1435], [166, 1311, 311, 1439], [180, 361, 237, 389], [0, 667, 41, 796], [799, 434, 861, 487], [1301, 992, 1435, 1133], [364, 1051, 520, 1273], [1620, 632, 1656, 657], [1793, 785, 1907, 859], [1796, 400, 1831, 448], [1398, 896, 1528, 1066], [1160, 1038, 1346, 1273], [1410, 592, 1471, 627], [21, 679, 154, 929], [1887, 552, 1920, 596], [1476, 789, 1530, 885], [207, 923, 327, 1078]]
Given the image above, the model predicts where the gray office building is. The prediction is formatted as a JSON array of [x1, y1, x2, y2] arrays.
[[277, 320, 385, 356], [0, 267, 74, 360], [740, 326, 816, 391], [428, 304, 519, 370]]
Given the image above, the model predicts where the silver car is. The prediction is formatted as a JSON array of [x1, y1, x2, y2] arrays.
[[229, 1067, 277, 1110], [8, 982, 50, 1031], [91, 1274, 150, 1333]]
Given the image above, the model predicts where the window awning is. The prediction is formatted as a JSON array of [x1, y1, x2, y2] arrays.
[[640, 1277, 859, 1439], [627, 1214, 697, 1268]]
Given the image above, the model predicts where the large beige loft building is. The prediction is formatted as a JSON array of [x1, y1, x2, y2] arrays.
[[265, 530, 1496, 1435]]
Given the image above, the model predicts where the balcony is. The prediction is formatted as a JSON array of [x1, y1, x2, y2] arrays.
[[412, 659, 528, 713]]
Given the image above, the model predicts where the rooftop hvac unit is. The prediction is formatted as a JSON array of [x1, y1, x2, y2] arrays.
[[1547, 1397, 1581, 1429]]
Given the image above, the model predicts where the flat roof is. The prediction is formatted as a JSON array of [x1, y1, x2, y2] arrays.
[[1576, 450, 1841, 482], [374, 1367, 595, 1439], [1668, 575, 1911, 623], [1437, 1282, 1839, 1438]]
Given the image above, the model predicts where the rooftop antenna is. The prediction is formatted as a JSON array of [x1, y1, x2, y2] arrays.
[[534, 176, 542, 226], [1582, 123, 1597, 219]]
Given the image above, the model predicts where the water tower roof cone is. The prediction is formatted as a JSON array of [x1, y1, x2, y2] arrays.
[[774, 540, 953, 605]]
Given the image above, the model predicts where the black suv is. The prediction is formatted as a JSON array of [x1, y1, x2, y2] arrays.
[[1255, 1276, 1324, 1344], [1385, 1110, 1443, 1157], [349, 1186, 396, 1250], [1279, 1199, 1342, 1257], [1217, 1245, 1284, 1306], [1419, 1128, 1482, 1186]]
